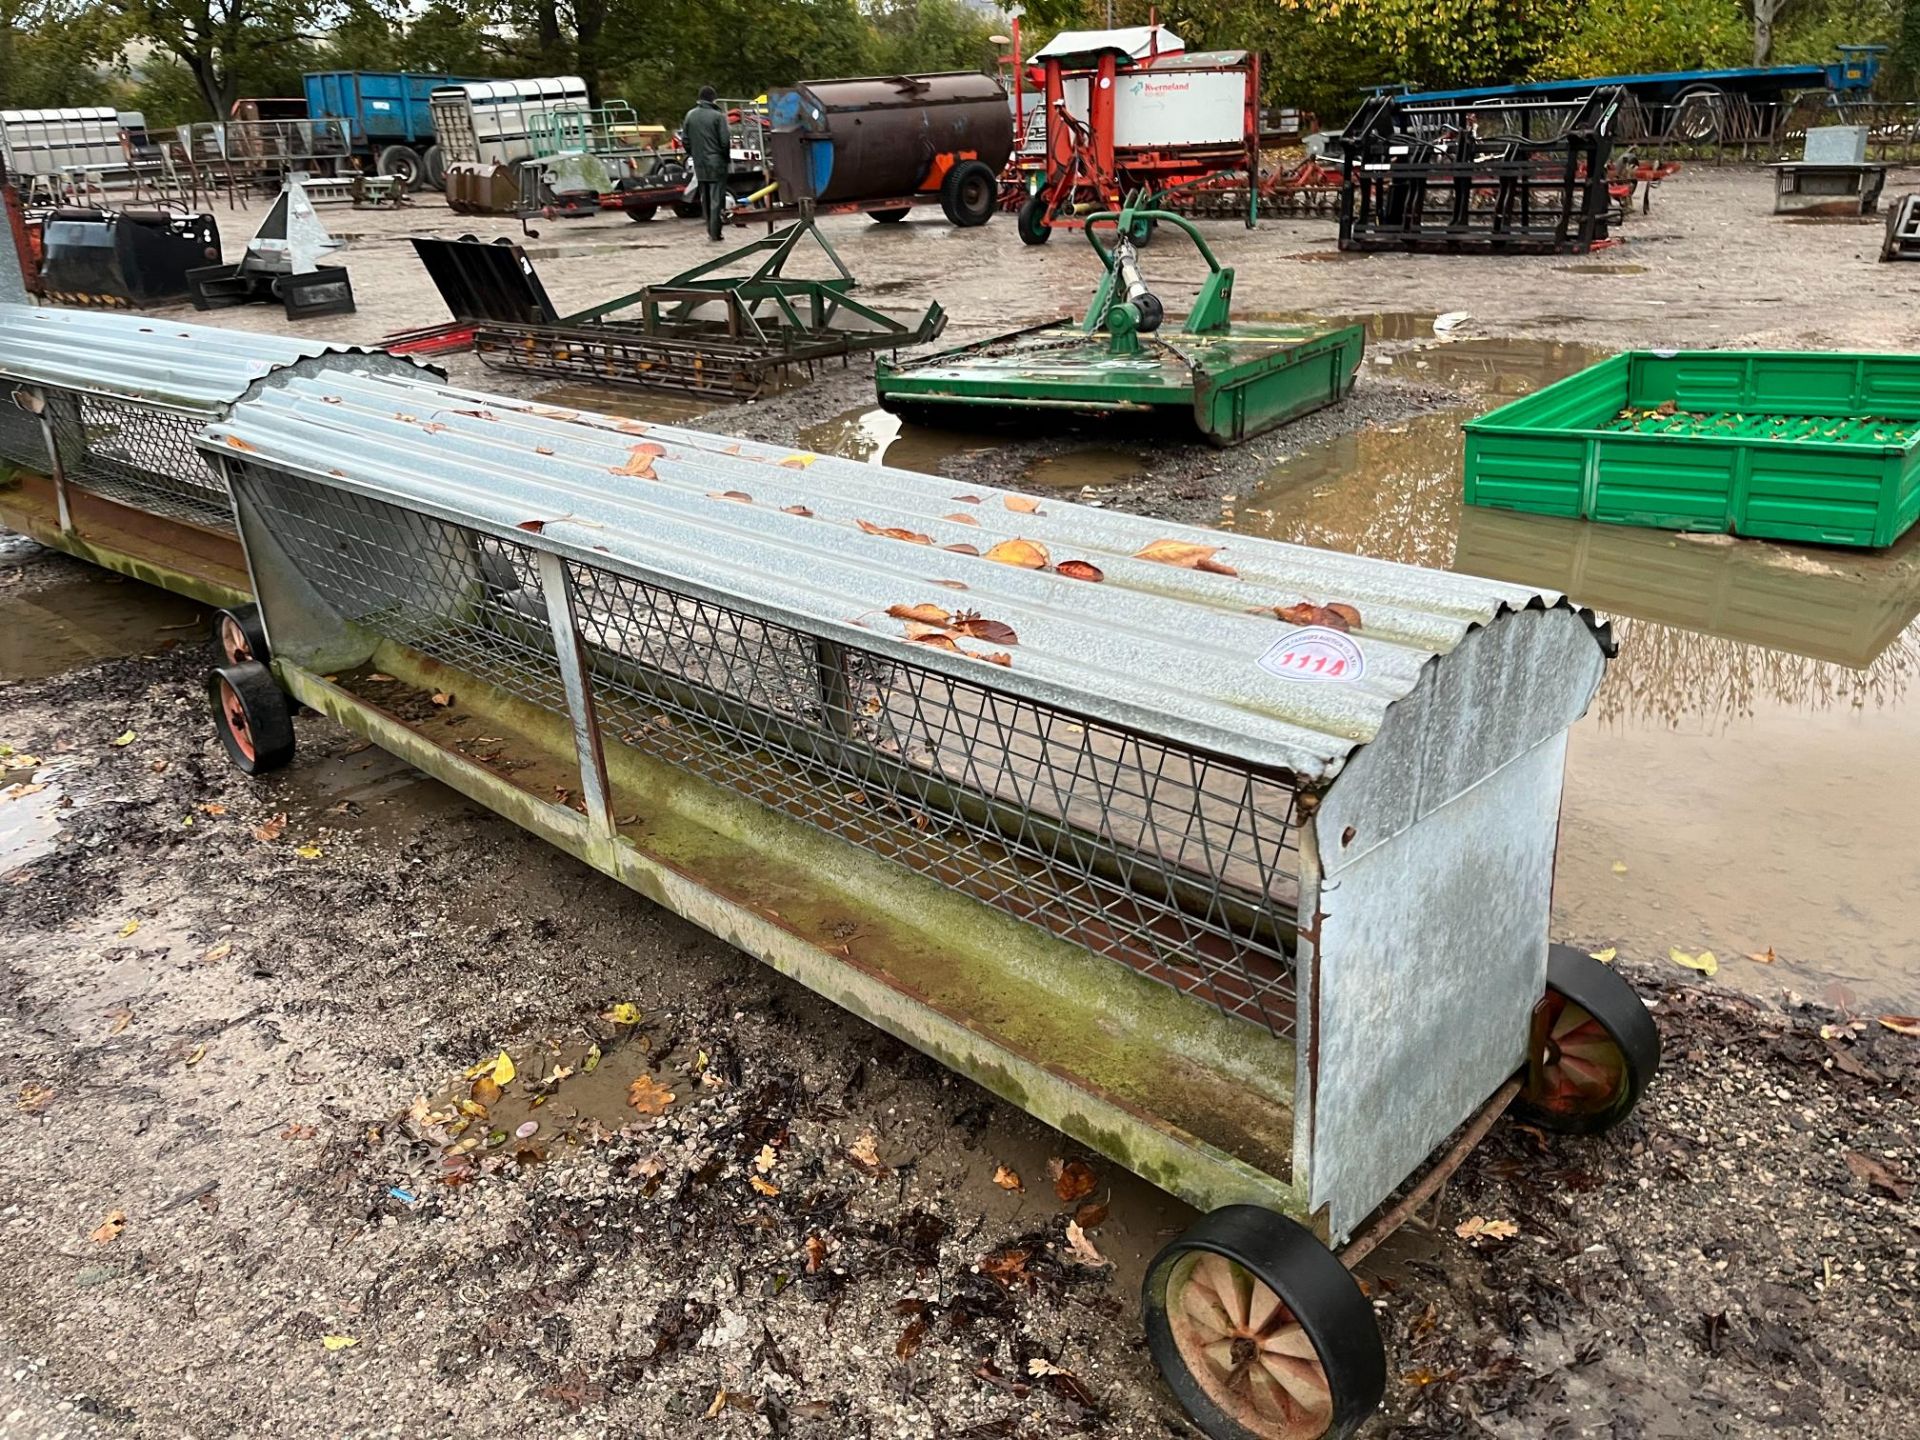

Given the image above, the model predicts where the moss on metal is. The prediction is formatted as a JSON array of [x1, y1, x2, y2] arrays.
[[279, 646, 1309, 1217]]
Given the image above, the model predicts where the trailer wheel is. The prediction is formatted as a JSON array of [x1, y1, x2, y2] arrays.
[[625, 202, 658, 223], [940, 161, 998, 227], [869, 207, 911, 224], [1017, 192, 1052, 246], [1145, 1207, 1384, 1440], [423, 144, 446, 190], [207, 662, 294, 775], [1515, 945, 1661, 1136], [671, 200, 703, 220], [1667, 85, 1726, 143], [212, 603, 270, 667], [377, 144, 425, 192]]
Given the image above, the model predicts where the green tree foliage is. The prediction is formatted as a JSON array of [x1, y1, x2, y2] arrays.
[[866, 0, 997, 75], [1537, 0, 1750, 80], [0, 0, 119, 109]]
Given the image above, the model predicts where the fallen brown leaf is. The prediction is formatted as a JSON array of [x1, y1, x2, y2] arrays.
[[856, 519, 934, 545], [984, 538, 1050, 569], [949, 613, 1018, 645], [1135, 538, 1237, 576], [252, 813, 288, 843], [944, 543, 981, 555], [280, 1122, 317, 1141], [1064, 1220, 1110, 1267], [1844, 1150, 1912, 1200], [611, 442, 666, 478], [943, 512, 981, 526], [1055, 560, 1105, 582], [626, 1074, 674, 1116], [888, 603, 953, 627], [847, 1132, 886, 1174], [1003, 494, 1041, 514], [895, 1316, 929, 1359], [1050, 1157, 1096, 1203], [90, 1209, 126, 1243], [430, 691, 455, 707], [991, 1164, 1023, 1193], [1876, 1015, 1920, 1037], [804, 1233, 829, 1273], [707, 490, 753, 504], [781, 504, 813, 517]]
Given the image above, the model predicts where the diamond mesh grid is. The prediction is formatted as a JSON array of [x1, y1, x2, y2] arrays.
[[565, 564, 1304, 1037], [44, 390, 234, 531], [231, 460, 1305, 1037], [0, 400, 48, 472], [229, 461, 571, 719]]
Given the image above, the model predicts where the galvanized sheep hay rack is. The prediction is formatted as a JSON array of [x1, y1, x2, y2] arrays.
[[0, 303, 428, 611], [183, 371, 1659, 1439]]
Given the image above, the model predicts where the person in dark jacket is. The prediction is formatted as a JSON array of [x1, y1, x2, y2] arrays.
[[682, 86, 731, 241]]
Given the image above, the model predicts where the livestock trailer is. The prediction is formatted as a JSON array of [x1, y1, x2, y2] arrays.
[[767, 72, 1012, 227], [188, 370, 1656, 1439], [431, 76, 592, 214]]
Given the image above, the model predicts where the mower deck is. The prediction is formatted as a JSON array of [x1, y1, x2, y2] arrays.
[[878, 317, 1364, 446]]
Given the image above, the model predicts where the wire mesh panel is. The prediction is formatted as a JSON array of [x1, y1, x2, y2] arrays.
[[0, 399, 47, 472], [564, 559, 1304, 1036], [228, 461, 571, 719], [43, 390, 234, 531]]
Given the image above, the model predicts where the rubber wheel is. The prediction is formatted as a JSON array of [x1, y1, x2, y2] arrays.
[[940, 160, 997, 227], [1128, 215, 1158, 246], [1668, 85, 1725, 143], [1017, 192, 1051, 246], [1515, 944, 1662, 1135], [422, 144, 445, 190], [869, 206, 911, 224], [1144, 1207, 1384, 1440], [671, 199, 702, 220], [207, 662, 294, 775], [376, 144, 424, 192], [625, 202, 658, 223], [212, 603, 269, 666]]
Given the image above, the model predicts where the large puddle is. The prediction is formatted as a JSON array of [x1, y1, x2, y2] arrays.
[[1232, 335, 1920, 1010], [0, 570, 205, 684]]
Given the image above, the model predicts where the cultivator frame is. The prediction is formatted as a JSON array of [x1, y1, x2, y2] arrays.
[[1336, 88, 1624, 254], [410, 214, 944, 398]]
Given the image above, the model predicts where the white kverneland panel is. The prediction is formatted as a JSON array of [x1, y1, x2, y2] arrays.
[[1113, 68, 1245, 148]]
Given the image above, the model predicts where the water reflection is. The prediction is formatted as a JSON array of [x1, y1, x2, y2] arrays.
[[533, 384, 718, 427], [797, 404, 992, 474]]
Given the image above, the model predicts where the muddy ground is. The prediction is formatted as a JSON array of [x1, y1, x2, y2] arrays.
[[2, 162, 1919, 1438]]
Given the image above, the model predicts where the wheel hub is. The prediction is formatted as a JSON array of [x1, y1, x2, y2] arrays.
[[1530, 994, 1626, 1116], [1167, 1252, 1333, 1439]]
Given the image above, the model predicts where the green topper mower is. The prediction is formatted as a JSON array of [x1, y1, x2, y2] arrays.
[[876, 206, 1363, 447]]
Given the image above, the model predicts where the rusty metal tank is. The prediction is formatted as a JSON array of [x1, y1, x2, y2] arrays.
[[767, 72, 1012, 204]]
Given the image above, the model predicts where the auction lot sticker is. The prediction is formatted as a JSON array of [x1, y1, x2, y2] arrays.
[[1258, 626, 1366, 683]]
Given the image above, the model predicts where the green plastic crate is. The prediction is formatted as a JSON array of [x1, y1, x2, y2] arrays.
[[1463, 351, 1920, 548]]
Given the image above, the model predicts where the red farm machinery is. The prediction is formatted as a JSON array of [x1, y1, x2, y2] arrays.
[[1012, 26, 1270, 243]]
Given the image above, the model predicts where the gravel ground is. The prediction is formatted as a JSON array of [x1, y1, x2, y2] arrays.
[[2, 160, 1919, 1438]]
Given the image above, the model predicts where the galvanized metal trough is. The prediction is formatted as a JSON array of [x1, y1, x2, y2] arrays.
[[0, 303, 431, 606], [196, 372, 1656, 1439]]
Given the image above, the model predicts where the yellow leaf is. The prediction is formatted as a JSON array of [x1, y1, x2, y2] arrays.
[[117, 919, 140, 938], [1589, 947, 1616, 963], [1610, 861, 1628, 875], [185, 1043, 207, 1065], [201, 941, 233, 964], [110, 731, 136, 747], [89, 1209, 126, 1243], [294, 844, 322, 859], [779, 453, 818, 468], [321, 1335, 358, 1351], [749, 1175, 780, 1196], [1669, 947, 1718, 977], [602, 1002, 642, 1025]]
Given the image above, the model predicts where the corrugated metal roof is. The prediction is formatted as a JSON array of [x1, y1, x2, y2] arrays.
[[0, 306, 420, 412], [205, 372, 1606, 781]]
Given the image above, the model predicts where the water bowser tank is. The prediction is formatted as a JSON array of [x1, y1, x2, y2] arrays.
[[768, 72, 1013, 205]]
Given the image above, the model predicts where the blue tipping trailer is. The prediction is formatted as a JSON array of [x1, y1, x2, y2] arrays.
[[301, 71, 478, 190]]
